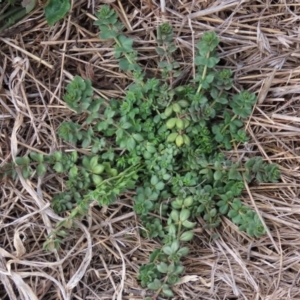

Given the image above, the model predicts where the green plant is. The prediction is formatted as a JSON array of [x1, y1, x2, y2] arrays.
[[0, 0, 70, 32], [0, 0, 28, 31], [0, 5, 280, 299], [43, 0, 70, 26]]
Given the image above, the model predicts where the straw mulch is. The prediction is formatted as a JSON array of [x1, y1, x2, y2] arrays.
[[1, 1, 300, 299]]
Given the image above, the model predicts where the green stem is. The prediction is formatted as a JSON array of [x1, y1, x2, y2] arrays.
[[196, 52, 210, 95], [161, 43, 174, 85], [177, 222, 182, 240]]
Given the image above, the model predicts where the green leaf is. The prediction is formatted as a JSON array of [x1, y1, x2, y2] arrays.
[[166, 118, 177, 129], [228, 167, 242, 181], [214, 170, 223, 181], [30, 152, 44, 163], [36, 163, 46, 176], [180, 231, 194, 242], [182, 134, 191, 146], [158, 61, 169, 69], [157, 262, 169, 273], [147, 279, 162, 290], [155, 181, 164, 191], [54, 151, 63, 161], [219, 204, 229, 215], [209, 208, 217, 217], [176, 118, 184, 130], [195, 56, 208, 66], [167, 263, 175, 273], [182, 220, 196, 229], [177, 247, 189, 257], [117, 35, 133, 52], [132, 133, 144, 142], [99, 24, 118, 39], [120, 121, 132, 129], [162, 245, 172, 256], [175, 135, 184, 147], [144, 200, 153, 210], [82, 156, 90, 169], [164, 106, 173, 117], [179, 209, 190, 222], [69, 165, 78, 178], [206, 74, 214, 83], [44, 0, 71, 26], [21, 166, 32, 179], [126, 137, 136, 150], [89, 156, 99, 169], [174, 265, 184, 275], [172, 103, 181, 113], [178, 100, 189, 107], [150, 175, 158, 186], [82, 136, 92, 148], [170, 240, 179, 253], [92, 164, 105, 174], [87, 98, 103, 113], [119, 58, 130, 70], [15, 156, 30, 166], [143, 151, 151, 159], [207, 57, 220, 68], [168, 224, 176, 236], [162, 173, 171, 181], [155, 47, 165, 56], [231, 198, 242, 210], [228, 209, 238, 218], [162, 287, 174, 297], [167, 132, 178, 142], [146, 144, 156, 153], [232, 214, 242, 225], [53, 162, 64, 173], [183, 196, 193, 207], [92, 174, 103, 185], [168, 44, 177, 53], [170, 210, 179, 222]]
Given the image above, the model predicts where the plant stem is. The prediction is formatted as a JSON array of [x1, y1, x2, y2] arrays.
[[196, 52, 210, 95], [177, 222, 182, 240]]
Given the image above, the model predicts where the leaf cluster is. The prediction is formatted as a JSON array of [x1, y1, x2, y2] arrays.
[[94, 5, 141, 72]]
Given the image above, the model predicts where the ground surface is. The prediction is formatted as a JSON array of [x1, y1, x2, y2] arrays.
[[1, 1, 300, 299]]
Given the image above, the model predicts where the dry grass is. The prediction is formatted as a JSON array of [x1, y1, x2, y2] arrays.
[[1, 0, 300, 299]]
